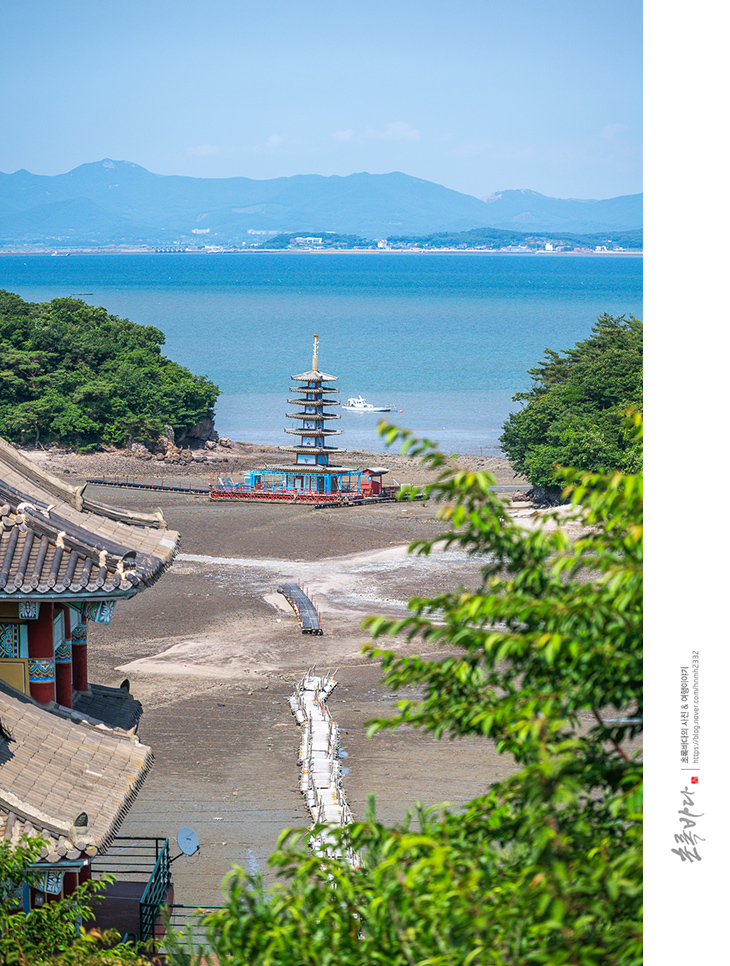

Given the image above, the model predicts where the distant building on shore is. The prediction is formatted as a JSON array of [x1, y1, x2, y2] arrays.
[[254, 334, 357, 497]]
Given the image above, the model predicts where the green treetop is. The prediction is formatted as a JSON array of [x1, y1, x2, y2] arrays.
[[0, 835, 148, 965], [0, 291, 219, 451], [500, 314, 642, 490]]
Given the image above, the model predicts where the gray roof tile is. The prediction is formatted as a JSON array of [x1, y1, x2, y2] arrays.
[[0, 438, 180, 600], [0, 679, 153, 861]]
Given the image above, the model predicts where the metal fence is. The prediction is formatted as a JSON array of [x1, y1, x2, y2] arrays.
[[93, 836, 171, 943], [164, 904, 225, 950], [140, 841, 171, 943], [93, 835, 169, 883]]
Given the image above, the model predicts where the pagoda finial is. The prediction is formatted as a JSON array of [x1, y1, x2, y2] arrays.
[[312, 334, 319, 372]]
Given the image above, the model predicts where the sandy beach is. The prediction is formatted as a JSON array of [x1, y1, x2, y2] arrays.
[[29, 444, 539, 909]]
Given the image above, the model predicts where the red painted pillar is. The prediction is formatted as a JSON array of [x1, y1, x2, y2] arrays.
[[62, 871, 79, 898], [27, 602, 56, 704], [55, 607, 74, 709], [78, 863, 91, 886], [71, 612, 88, 693]]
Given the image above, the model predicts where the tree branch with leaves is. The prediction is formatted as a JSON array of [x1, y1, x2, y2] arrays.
[[184, 416, 642, 966]]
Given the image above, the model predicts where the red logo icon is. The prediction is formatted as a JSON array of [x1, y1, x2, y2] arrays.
[[691, 776, 699, 784]]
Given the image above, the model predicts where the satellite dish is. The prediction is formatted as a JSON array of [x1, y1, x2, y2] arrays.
[[176, 827, 200, 857]]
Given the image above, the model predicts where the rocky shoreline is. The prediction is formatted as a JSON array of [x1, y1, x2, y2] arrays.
[[22, 437, 527, 491]]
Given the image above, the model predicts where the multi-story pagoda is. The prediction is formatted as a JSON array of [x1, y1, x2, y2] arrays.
[[209, 335, 393, 502], [247, 336, 357, 499]]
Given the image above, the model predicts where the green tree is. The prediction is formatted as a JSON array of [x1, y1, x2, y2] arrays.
[[500, 314, 642, 491], [0, 292, 219, 451], [180, 418, 642, 966], [0, 836, 147, 965]]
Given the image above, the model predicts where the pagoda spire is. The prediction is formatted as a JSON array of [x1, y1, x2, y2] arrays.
[[312, 334, 319, 373]]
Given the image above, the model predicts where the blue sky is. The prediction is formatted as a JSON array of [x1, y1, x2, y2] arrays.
[[0, 1, 641, 199]]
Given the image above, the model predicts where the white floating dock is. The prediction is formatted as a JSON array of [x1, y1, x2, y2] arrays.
[[289, 668, 358, 867]]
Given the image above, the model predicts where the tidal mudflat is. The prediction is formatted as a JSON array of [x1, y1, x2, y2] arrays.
[[30, 446, 532, 907]]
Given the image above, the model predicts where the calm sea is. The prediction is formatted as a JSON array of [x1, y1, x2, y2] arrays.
[[0, 252, 642, 455]]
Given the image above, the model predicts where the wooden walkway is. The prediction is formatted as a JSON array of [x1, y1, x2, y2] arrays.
[[87, 477, 208, 494], [278, 582, 323, 635]]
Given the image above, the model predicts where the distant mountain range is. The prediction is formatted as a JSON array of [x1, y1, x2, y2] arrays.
[[0, 160, 642, 248]]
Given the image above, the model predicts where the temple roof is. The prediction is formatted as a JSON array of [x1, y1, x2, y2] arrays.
[[278, 444, 346, 455], [288, 387, 339, 396], [72, 682, 143, 733], [0, 678, 152, 862], [285, 411, 340, 420], [0, 438, 179, 598], [291, 368, 338, 382], [287, 401, 339, 411], [283, 428, 342, 437]]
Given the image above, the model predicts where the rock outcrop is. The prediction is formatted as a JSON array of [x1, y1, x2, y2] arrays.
[[178, 418, 219, 450], [126, 418, 222, 463]]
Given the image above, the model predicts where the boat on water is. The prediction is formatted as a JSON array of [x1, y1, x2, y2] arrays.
[[342, 396, 392, 412]]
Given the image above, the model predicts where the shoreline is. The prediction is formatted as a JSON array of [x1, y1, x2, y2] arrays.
[[0, 248, 643, 256]]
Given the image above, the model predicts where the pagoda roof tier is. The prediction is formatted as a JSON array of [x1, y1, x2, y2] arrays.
[[288, 386, 339, 395], [264, 463, 357, 475], [0, 436, 179, 599], [291, 368, 338, 382], [285, 411, 341, 420], [286, 400, 339, 410], [0, 677, 153, 862], [283, 428, 342, 437], [279, 445, 346, 455]]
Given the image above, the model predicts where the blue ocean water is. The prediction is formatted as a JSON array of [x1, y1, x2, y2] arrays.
[[0, 252, 642, 455]]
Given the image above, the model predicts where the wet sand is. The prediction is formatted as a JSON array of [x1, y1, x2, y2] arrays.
[[31, 448, 530, 907]]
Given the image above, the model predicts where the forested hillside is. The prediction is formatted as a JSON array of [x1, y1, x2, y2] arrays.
[[0, 291, 219, 451]]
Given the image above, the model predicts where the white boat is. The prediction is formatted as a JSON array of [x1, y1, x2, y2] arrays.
[[342, 396, 392, 412]]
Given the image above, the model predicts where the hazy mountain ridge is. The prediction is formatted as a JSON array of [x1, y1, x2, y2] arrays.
[[481, 188, 642, 233], [0, 160, 643, 247]]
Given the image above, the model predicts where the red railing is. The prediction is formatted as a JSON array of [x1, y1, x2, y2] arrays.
[[209, 487, 349, 503]]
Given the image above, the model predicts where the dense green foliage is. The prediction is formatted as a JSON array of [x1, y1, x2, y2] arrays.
[[500, 314, 642, 489], [0, 837, 146, 965], [174, 419, 642, 965], [0, 291, 219, 451]]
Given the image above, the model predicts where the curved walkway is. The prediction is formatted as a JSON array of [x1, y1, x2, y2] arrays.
[[278, 583, 323, 634], [289, 670, 358, 867]]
